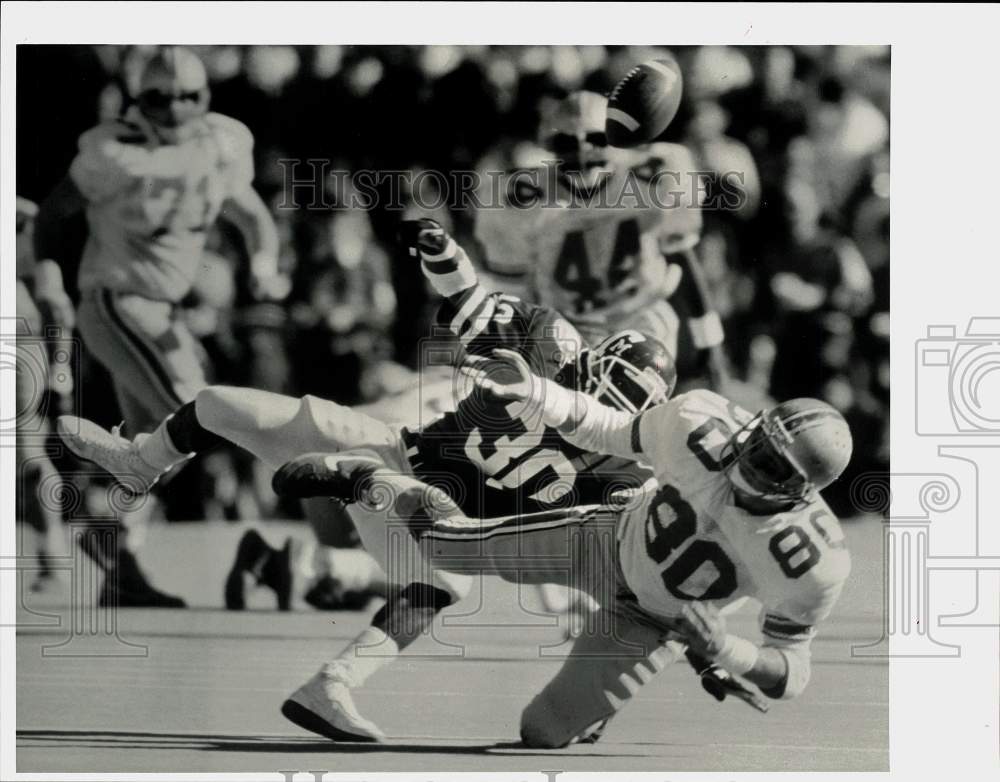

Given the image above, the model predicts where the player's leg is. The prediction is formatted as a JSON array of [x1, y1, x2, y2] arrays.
[[76, 291, 206, 426], [65, 290, 212, 487], [276, 455, 473, 741], [519, 604, 683, 748], [70, 289, 208, 606], [14, 284, 67, 590]]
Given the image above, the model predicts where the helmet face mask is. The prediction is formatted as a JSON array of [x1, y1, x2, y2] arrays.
[[587, 354, 668, 413], [135, 47, 210, 142], [724, 414, 811, 504], [137, 86, 210, 132], [723, 398, 853, 507], [542, 91, 614, 192], [581, 330, 676, 414]]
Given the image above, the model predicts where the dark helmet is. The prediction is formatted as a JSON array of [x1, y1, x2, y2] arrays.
[[581, 330, 676, 413]]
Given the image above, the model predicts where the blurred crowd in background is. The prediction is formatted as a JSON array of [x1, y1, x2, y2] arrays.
[[17, 44, 889, 520]]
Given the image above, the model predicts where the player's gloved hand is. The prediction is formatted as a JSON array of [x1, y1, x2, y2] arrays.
[[685, 649, 770, 714], [463, 348, 580, 429], [397, 218, 447, 259], [462, 348, 538, 404], [33, 259, 76, 333]]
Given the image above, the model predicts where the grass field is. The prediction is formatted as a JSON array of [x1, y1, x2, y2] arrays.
[[15, 517, 888, 772]]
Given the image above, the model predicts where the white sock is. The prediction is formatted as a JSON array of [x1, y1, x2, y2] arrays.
[[137, 416, 190, 472], [326, 626, 400, 687]]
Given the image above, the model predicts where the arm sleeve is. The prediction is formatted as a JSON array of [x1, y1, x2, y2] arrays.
[[208, 114, 256, 195], [756, 610, 816, 700], [666, 246, 725, 350], [756, 560, 848, 700], [546, 388, 664, 461]]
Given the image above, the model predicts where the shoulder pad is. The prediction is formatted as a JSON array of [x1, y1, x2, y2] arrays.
[[204, 112, 254, 158], [78, 119, 148, 151]]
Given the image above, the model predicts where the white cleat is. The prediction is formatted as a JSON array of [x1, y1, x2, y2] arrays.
[[56, 416, 161, 493], [281, 664, 386, 743]]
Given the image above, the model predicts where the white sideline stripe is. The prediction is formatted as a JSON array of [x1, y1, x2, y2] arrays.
[[606, 108, 640, 131], [646, 59, 679, 90]]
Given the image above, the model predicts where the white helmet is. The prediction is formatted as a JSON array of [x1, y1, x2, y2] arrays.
[[724, 398, 853, 504]]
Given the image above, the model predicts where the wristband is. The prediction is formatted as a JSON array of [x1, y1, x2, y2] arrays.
[[713, 634, 759, 676]]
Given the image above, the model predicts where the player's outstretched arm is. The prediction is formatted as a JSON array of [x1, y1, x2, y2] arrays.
[[666, 246, 729, 389], [466, 347, 641, 459], [401, 219, 571, 359], [220, 185, 286, 301], [677, 601, 815, 701]]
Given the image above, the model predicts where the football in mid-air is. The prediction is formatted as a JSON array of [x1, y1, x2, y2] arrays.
[[605, 58, 684, 148]]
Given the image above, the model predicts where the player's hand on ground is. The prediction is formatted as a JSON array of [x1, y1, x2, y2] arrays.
[[678, 601, 728, 659], [461, 348, 540, 404]]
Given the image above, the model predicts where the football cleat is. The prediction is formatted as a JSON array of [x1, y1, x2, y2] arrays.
[[98, 550, 186, 608], [281, 663, 386, 742], [724, 398, 853, 504], [271, 453, 383, 504], [56, 416, 162, 493], [224, 529, 293, 611], [581, 330, 676, 413], [99, 580, 187, 609]]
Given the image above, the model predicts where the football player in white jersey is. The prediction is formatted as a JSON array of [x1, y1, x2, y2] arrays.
[[474, 90, 726, 385], [291, 353, 852, 747], [35, 46, 282, 606]]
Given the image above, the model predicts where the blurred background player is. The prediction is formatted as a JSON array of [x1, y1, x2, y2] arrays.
[[15, 197, 71, 592], [473, 86, 727, 388], [34, 46, 284, 606]]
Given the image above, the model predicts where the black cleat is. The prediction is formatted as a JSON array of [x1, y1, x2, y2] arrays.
[[98, 549, 187, 608], [225, 529, 293, 611], [303, 575, 378, 612], [99, 581, 187, 608], [272, 454, 381, 504]]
